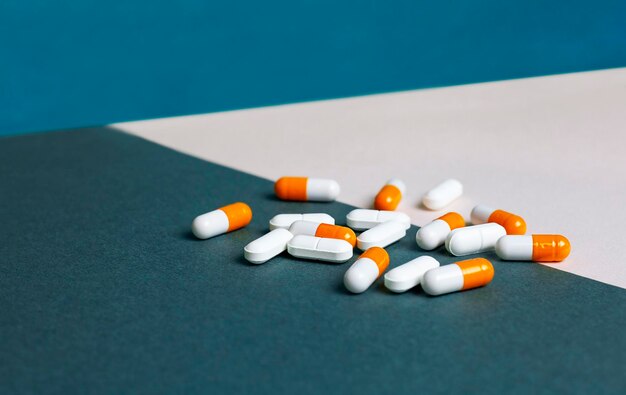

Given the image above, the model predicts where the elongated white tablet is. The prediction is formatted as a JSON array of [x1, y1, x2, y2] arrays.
[[356, 220, 407, 250], [244, 228, 294, 264], [384, 256, 440, 293], [287, 235, 353, 263], [445, 223, 506, 256], [346, 209, 411, 231], [269, 213, 334, 230], [422, 179, 463, 210]]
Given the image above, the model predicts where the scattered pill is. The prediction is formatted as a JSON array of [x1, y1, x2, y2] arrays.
[[274, 177, 340, 202], [374, 179, 405, 211], [346, 209, 411, 231], [287, 235, 353, 263], [357, 220, 407, 250], [416, 212, 465, 250], [445, 223, 506, 256], [191, 202, 252, 240], [269, 213, 334, 230], [344, 247, 390, 294], [421, 258, 494, 296], [244, 228, 294, 264], [289, 220, 357, 247], [496, 235, 571, 262], [384, 256, 440, 293], [471, 205, 526, 235], [421, 179, 463, 210]]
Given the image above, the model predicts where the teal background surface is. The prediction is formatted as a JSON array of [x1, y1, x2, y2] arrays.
[[1, 1, 626, 136]]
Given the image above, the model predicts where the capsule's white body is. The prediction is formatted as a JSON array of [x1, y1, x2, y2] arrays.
[[386, 178, 406, 194], [415, 219, 452, 250], [343, 257, 380, 294], [288, 220, 324, 236], [269, 213, 334, 230], [244, 229, 294, 264], [308, 179, 341, 201], [445, 223, 506, 256], [346, 209, 411, 231], [191, 210, 229, 239], [356, 220, 406, 250], [495, 235, 533, 260], [384, 256, 440, 293], [287, 235, 353, 262], [421, 264, 465, 295], [422, 179, 463, 210], [470, 205, 495, 224]]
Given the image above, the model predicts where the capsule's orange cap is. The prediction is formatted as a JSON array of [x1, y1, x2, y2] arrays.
[[275, 177, 308, 201], [359, 247, 390, 276], [532, 234, 571, 262], [374, 185, 402, 211], [438, 212, 465, 230], [488, 210, 526, 235], [220, 202, 252, 232], [457, 258, 494, 290], [315, 223, 357, 247]]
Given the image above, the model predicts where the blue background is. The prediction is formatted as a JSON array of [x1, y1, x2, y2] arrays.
[[1, 0, 626, 136]]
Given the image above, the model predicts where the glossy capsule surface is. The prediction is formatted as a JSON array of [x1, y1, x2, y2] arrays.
[[289, 220, 357, 247], [344, 247, 390, 293], [275, 177, 340, 202], [445, 223, 506, 256], [422, 179, 463, 210], [496, 235, 571, 262], [416, 212, 465, 250], [374, 179, 405, 211], [471, 205, 526, 235], [192, 202, 252, 239], [421, 258, 494, 296]]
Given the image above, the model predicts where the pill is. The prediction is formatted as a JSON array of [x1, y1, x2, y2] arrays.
[[374, 179, 406, 211], [346, 209, 411, 231], [496, 235, 571, 262], [289, 220, 357, 247], [274, 177, 340, 202], [269, 213, 334, 230], [344, 247, 390, 293], [357, 220, 407, 250], [471, 205, 526, 235], [421, 258, 494, 296], [416, 212, 465, 250], [191, 202, 252, 239], [244, 228, 294, 264], [421, 179, 463, 210], [287, 235, 353, 262], [384, 256, 440, 293], [445, 223, 506, 256]]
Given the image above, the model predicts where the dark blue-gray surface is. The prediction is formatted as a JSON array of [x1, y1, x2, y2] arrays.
[[1, 129, 625, 394], [1, 1, 626, 136]]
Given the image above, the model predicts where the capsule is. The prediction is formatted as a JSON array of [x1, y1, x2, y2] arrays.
[[445, 223, 506, 256], [357, 220, 407, 251], [344, 247, 390, 294], [422, 179, 463, 210], [274, 177, 340, 202], [289, 220, 357, 247], [346, 209, 411, 231], [374, 179, 406, 211], [244, 229, 294, 264], [287, 235, 353, 263], [421, 258, 494, 296], [471, 205, 526, 235], [269, 213, 334, 230], [496, 235, 571, 262], [416, 212, 465, 250], [191, 202, 252, 239], [384, 256, 440, 293]]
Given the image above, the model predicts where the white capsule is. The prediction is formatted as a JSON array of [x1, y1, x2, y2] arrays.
[[421, 179, 463, 210], [346, 209, 411, 231], [268, 213, 334, 230], [287, 235, 353, 263], [495, 235, 533, 260], [445, 223, 506, 256], [191, 202, 252, 239], [343, 247, 389, 294], [244, 229, 294, 264], [356, 220, 407, 250], [384, 256, 440, 293], [275, 177, 340, 202], [421, 258, 494, 296]]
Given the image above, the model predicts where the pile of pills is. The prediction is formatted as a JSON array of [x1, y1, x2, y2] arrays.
[[191, 177, 571, 296]]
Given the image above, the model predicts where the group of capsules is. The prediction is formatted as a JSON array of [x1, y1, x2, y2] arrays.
[[191, 176, 571, 296]]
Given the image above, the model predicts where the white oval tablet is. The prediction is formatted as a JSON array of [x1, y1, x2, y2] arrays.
[[346, 209, 411, 231], [445, 223, 506, 256], [269, 213, 335, 230], [422, 179, 463, 210], [287, 235, 353, 263], [384, 256, 440, 293], [244, 228, 294, 264], [356, 220, 407, 250]]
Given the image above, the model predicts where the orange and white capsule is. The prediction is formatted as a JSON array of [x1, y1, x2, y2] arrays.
[[344, 247, 390, 294], [416, 212, 465, 250], [289, 220, 357, 247], [191, 202, 252, 239], [374, 179, 405, 211], [496, 235, 571, 262], [471, 205, 526, 235], [275, 177, 340, 202], [421, 258, 494, 296]]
